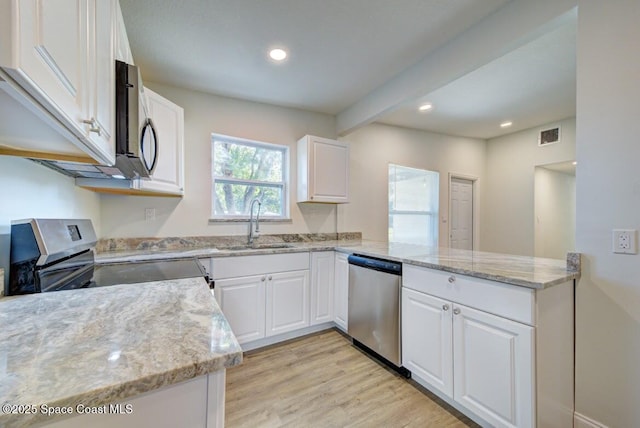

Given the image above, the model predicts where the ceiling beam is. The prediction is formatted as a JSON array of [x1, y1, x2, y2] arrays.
[[336, 0, 578, 136]]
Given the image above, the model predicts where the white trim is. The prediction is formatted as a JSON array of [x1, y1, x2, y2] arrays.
[[447, 173, 479, 250], [574, 412, 609, 428]]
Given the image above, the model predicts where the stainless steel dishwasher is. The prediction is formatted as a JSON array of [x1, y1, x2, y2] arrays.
[[348, 254, 409, 377]]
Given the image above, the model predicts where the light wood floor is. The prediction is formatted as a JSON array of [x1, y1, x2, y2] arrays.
[[225, 329, 478, 428]]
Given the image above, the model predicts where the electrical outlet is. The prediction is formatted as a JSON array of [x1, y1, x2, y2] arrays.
[[145, 208, 156, 221], [613, 229, 637, 254]]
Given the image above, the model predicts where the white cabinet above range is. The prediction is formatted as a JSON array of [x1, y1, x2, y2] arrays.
[[0, 0, 116, 165], [76, 87, 185, 197], [297, 135, 349, 203]]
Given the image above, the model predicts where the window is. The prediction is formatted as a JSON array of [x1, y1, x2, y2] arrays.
[[212, 134, 289, 219], [388, 164, 439, 246]]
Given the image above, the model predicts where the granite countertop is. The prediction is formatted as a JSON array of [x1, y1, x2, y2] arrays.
[[335, 241, 580, 289], [95, 239, 579, 290], [0, 278, 242, 428]]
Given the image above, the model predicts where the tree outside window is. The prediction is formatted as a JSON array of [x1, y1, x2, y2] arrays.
[[212, 134, 288, 218]]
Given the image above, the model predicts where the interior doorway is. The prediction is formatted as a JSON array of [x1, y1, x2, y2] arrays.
[[449, 175, 475, 250], [534, 161, 576, 259]]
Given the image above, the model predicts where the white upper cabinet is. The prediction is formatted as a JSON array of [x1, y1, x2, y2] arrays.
[[297, 135, 349, 203], [0, 0, 116, 165], [133, 87, 185, 195]]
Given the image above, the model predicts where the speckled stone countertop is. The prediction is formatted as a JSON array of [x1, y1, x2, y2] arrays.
[[0, 278, 242, 428], [95, 239, 579, 290], [335, 241, 580, 289]]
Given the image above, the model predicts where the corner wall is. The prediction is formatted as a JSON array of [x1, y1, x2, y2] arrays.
[[482, 117, 576, 256], [574, 1, 640, 426]]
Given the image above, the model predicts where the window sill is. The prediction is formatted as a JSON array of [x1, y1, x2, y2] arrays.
[[208, 218, 292, 224]]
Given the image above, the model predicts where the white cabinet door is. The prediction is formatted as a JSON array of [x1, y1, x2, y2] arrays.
[[310, 252, 335, 325], [402, 288, 454, 397], [297, 135, 349, 203], [266, 270, 310, 337], [136, 87, 185, 195], [214, 275, 266, 344], [9, 0, 115, 165], [333, 252, 349, 331], [87, 0, 115, 157], [453, 304, 534, 428], [15, 0, 88, 137]]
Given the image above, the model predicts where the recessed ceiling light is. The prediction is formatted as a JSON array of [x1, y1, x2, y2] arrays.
[[418, 103, 433, 112], [572, 161, 577, 166], [269, 48, 287, 61], [500, 121, 513, 128], [111, 174, 126, 180]]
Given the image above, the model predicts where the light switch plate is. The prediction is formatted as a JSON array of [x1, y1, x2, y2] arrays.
[[613, 229, 637, 254], [145, 208, 156, 221]]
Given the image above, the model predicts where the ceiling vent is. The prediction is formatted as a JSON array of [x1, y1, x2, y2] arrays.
[[538, 125, 561, 146]]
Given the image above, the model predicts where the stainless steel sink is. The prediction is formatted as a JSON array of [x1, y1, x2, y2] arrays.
[[221, 243, 296, 251]]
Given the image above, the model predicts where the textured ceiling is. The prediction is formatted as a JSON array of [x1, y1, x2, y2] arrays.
[[119, 0, 576, 139]]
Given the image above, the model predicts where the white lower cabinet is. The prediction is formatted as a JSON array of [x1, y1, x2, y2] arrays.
[[211, 253, 311, 346], [310, 251, 335, 325], [44, 371, 226, 428], [402, 289, 453, 397], [402, 264, 573, 428], [266, 270, 310, 336], [215, 270, 309, 344], [214, 275, 266, 344], [333, 252, 349, 331], [452, 303, 534, 428]]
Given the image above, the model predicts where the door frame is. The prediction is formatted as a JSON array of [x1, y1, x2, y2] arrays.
[[448, 173, 479, 250]]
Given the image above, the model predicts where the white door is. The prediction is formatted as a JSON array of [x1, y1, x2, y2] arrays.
[[333, 252, 349, 331], [450, 178, 474, 250], [214, 275, 266, 344], [310, 252, 335, 325], [453, 304, 534, 428], [266, 270, 310, 336], [402, 288, 454, 397]]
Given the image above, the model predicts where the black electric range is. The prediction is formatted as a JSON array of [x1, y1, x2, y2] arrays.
[[7, 219, 208, 295]]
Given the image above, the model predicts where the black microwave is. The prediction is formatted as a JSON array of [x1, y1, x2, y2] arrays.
[[115, 60, 157, 178]]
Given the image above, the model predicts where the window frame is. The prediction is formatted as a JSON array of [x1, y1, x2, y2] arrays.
[[211, 133, 290, 220]]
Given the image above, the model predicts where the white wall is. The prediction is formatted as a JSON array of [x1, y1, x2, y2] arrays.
[[482, 117, 576, 256], [0, 156, 101, 288], [575, 1, 640, 426], [99, 83, 338, 238], [534, 167, 575, 259], [340, 123, 486, 244]]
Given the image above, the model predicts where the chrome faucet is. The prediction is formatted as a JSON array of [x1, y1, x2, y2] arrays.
[[248, 198, 262, 244]]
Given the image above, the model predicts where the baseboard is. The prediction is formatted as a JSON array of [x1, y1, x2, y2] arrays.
[[240, 322, 336, 352], [574, 412, 609, 428]]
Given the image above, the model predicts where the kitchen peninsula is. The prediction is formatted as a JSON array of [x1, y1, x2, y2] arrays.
[[0, 278, 242, 428], [92, 236, 579, 427]]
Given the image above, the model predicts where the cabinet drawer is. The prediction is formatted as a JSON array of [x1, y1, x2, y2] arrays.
[[403, 264, 535, 325], [211, 252, 310, 279]]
